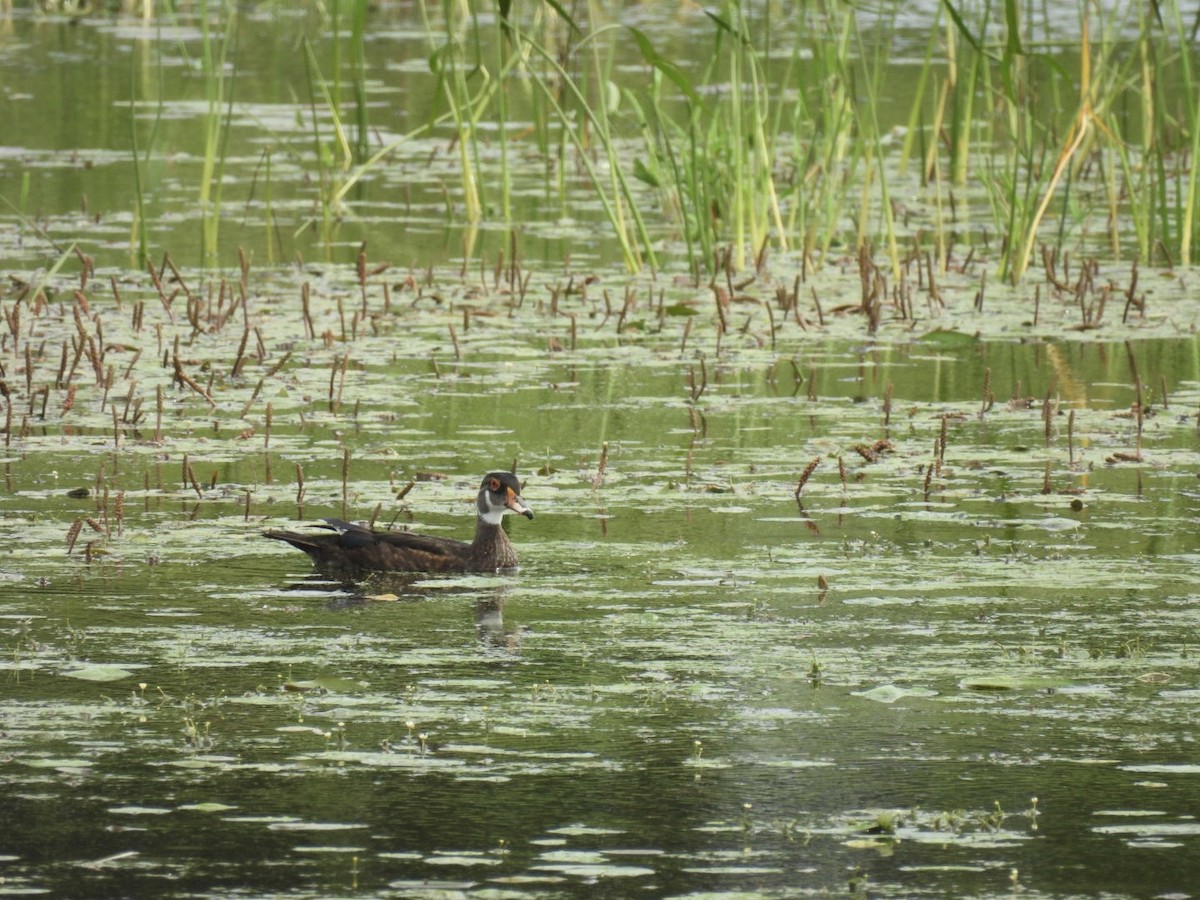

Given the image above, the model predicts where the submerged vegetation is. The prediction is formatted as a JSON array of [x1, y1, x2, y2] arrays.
[[3, 1, 1200, 898]]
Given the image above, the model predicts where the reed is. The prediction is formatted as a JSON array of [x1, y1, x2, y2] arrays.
[[709, 6, 786, 271], [850, 7, 903, 277], [31, 0, 1200, 302], [333, 0, 371, 163], [513, 15, 655, 272], [1174, 3, 1200, 263], [629, 5, 790, 275], [129, 68, 150, 269], [198, 4, 239, 266], [948, 0, 1200, 278], [418, 0, 483, 224], [301, 36, 353, 250]]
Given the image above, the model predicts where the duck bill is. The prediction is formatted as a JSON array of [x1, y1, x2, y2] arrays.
[[506, 489, 534, 519]]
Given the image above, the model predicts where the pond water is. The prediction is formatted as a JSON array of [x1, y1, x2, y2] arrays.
[[3, 3, 1200, 899]]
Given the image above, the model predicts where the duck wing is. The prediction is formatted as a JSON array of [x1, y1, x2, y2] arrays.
[[266, 518, 471, 572]]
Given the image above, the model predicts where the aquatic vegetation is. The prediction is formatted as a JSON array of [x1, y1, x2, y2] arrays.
[[4, 3, 1200, 899]]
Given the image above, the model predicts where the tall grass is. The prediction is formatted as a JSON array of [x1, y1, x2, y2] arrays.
[[198, 2, 239, 266], [128, 56, 155, 269], [116, 0, 1200, 280], [419, 0, 484, 224], [851, 7, 902, 278], [300, 35, 353, 251], [520, 16, 656, 272], [942, 0, 1200, 280], [331, 0, 371, 164], [629, 2, 897, 277], [1145, 1, 1200, 265], [403, 0, 657, 270]]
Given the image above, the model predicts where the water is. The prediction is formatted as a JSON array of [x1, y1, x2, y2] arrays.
[[4, 3, 1200, 898], [4, 324, 1200, 897]]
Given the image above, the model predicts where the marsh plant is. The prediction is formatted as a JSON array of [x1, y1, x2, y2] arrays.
[[396, 0, 1200, 280], [53, 0, 1200, 283], [5, 7, 1200, 898]]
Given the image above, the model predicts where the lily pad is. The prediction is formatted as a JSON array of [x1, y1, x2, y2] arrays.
[[852, 684, 938, 703], [61, 665, 135, 682], [917, 328, 979, 346]]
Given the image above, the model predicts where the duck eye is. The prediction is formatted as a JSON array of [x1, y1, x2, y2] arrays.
[[489, 478, 501, 491]]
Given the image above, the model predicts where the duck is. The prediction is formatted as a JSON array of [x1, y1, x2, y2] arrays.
[[264, 472, 533, 574]]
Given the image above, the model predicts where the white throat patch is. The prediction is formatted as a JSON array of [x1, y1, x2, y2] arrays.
[[479, 507, 509, 526]]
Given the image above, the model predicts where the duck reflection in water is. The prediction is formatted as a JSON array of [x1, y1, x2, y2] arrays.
[[273, 572, 524, 653]]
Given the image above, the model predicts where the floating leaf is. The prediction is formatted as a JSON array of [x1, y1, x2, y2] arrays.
[[918, 328, 978, 346], [267, 821, 368, 832], [852, 684, 937, 704], [22, 757, 93, 770], [62, 665, 134, 682]]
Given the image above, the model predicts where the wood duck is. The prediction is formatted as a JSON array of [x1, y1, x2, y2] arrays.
[[264, 472, 533, 574]]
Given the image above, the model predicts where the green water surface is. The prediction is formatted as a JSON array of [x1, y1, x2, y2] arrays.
[[3, 4, 1200, 899]]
